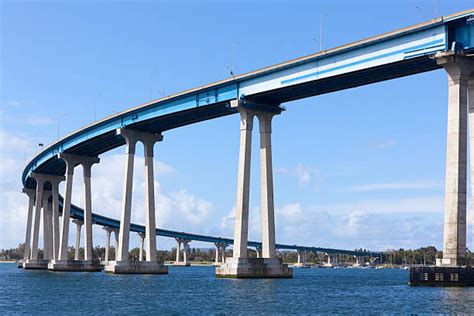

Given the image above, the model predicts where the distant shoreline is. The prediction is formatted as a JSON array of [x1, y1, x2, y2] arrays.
[[0, 261, 16, 263]]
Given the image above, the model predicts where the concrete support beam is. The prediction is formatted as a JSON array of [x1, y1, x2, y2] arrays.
[[256, 112, 277, 258], [30, 174, 44, 260], [113, 228, 119, 259], [175, 238, 181, 262], [103, 227, 112, 263], [56, 153, 99, 263], [22, 188, 36, 260], [82, 159, 99, 261], [115, 129, 162, 262], [73, 219, 83, 260], [138, 232, 145, 261], [232, 105, 254, 259], [47, 175, 65, 260], [183, 240, 189, 265], [216, 100, 291, 278], [104, 128, 167, 274], [435, 53, 474, 266], [174, 238, 191, 266], [42, 191, 53, 260], [214, 243, 228, 264], [255, 247, 262, 258]]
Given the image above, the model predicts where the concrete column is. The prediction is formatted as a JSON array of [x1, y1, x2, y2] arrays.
[[42, 192, 52, 260], [220, 245, 227, 263], [82, 160, 99, 261], [175, 239, 181, 262], [256, 112, 277, 258], [142, 133, 163, 262], [103, 227, 111, 262], [214, 243, 220, 263], [46, 201, 54, 260], [73, 219, 83, 260], [138, 233, 145, 261], [22, 188, 36, 260], [436, 53, 474, 266], [58, 154, 75, 261], [50, 176, 64, 260], [116, 129, 137, 262], [297, 251, 301, 265], [255, 247, 262, 258], [30, 176, 44, 260], [468, 77, 474, 261], [232, 106, 254, 258], [182, 240, 190, 265], [113, 229, 119, 260]]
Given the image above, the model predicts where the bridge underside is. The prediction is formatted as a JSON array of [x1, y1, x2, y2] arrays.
[[249, 56, 440, 104]]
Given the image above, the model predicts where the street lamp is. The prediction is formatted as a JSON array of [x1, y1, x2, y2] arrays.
[[35, 131, 44, 153]]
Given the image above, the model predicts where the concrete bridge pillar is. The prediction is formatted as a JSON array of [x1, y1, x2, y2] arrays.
[[30, 175, 44, 261], [175, 238, 181, 262], [47, 175, 65, 260], [113, 228, 119, 260], [324, 253, 338, 267], [48, 154, 101, 272], [73, 219, 83, 260], [103, 227, 112, 263], [23, 173, 64, 270], [42, 192, 53, 260], [138, 232, 145, 261], [216, 100, 291, 278], [82, 160, 99, 261], [220, 244, 228, 263], [182, 240, 190, 265], [174, 238, 191, 266], [214, 243, 228, 264], [255, 246, 262, 258], [232, 106, 254, 259], [214, 244, 220, 263], [54, 153, 99, 263], [257, 112, 277, 259], [435, 53, 474, 267], [105, 128, 167, 274], [22, 188, 36, 261]]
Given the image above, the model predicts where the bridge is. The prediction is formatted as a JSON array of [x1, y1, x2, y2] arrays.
[[19, 9, 474, 278]]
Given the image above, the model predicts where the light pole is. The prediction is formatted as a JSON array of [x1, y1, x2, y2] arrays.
[[35, 131, 44, 153], [149, 70, 158, 101]]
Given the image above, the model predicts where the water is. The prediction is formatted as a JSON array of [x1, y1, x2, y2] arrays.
[[1, 263, 473, 314]]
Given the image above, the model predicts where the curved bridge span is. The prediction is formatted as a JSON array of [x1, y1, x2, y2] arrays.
[[20, 10, 473, 276]]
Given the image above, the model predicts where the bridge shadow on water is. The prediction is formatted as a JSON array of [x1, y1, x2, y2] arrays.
[[1, 263, 473, 314]]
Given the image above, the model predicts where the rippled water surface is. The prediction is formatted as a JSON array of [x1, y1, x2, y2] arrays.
[[1, 263, 473, 314]]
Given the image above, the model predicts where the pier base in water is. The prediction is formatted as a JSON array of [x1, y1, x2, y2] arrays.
[[48, 260, 102, 272], [216, 258, 293, 278], [409, 266, 474, 286]]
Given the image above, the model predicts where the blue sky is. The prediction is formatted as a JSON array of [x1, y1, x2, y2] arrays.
[[1, 0, 473, 252]]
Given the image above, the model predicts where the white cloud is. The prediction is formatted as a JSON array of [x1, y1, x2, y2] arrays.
[[277, 163, 322, 189], [0, 129, 32, 152]]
